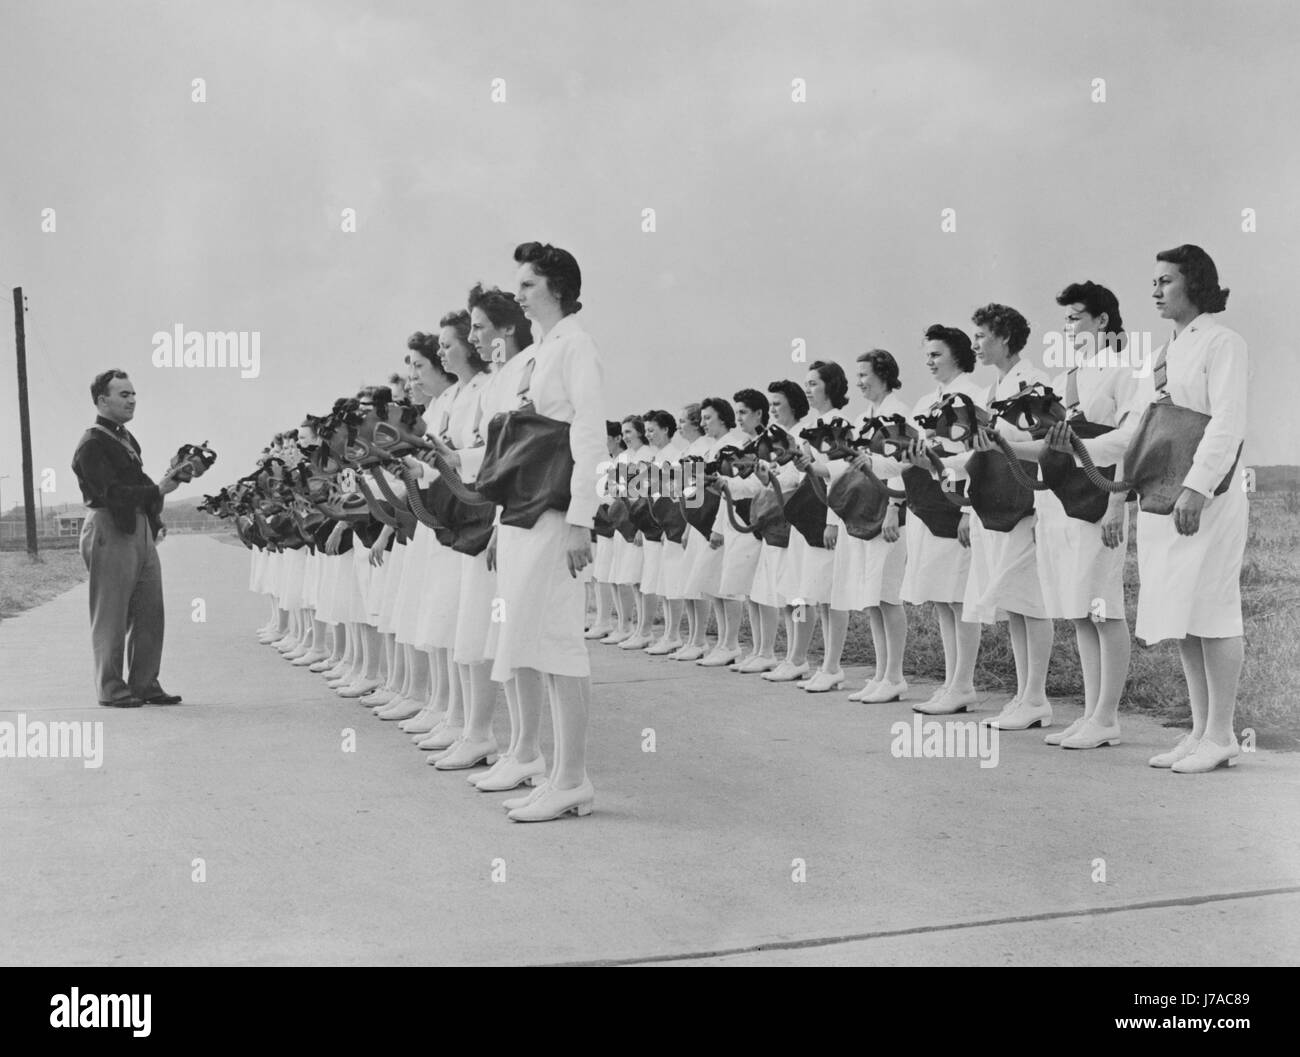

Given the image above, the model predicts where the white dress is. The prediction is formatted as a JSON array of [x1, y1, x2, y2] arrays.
[[1035, 354, 1137, 620], [414, 373, 489, 650], [592, 450, 619, 583], [959, 359, 1050, 623], [1131, 314, 1248, 643], [778, 411, 838, 605], [901, 373, 986, 604], [828, 392, 909, 611], [394, 385, 457, 646], [663, 434, 712, 601], [454, 351, 537, 665], [718, 428, 764, 600], [749, 423, 800, 609], [488, 313, 605, 682], [685, 428, 749, 598], [611, 444, 648, 586]]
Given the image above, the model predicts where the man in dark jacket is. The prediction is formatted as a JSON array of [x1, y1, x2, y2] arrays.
[[71, 369, 183, 707]]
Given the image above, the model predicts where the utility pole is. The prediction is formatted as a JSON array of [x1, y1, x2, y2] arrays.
[[13, 287, 38, 558]]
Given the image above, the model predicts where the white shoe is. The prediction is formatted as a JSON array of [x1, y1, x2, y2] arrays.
[[376, 696, 421, 721], [860, 679, 908, 703], [503, 778, 551, 812], [417, 723, 461, 751], [914, 689, 978, 714], [1044, 716, 1086, 745], [698, 647, 743, 668], [848, 678, 881, 702], [762, 661, 809, 682], [477, 754, 548, 792], [1171, 735, 1239, 773], [508, 779, 594, 822], [400, 708, 441, 734], [1149, 732, 1199, 769], [988, 700, 1052, 730], [337, 679, 383, 699], [734, 655, 779, 674], [802, 670, 845, 693], [618, 634, 654, 651], [432, 736, 499, 770], [292, 650, 331, 668], [1060, 718, 1121, 749]]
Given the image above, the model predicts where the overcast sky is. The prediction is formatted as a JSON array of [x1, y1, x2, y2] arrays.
[[3, 0, 1298, 513]]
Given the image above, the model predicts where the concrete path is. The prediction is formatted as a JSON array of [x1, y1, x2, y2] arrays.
[[1, 536, 1297, 966]]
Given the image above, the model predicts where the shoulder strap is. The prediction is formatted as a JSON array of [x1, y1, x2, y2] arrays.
[[1152, 342, 1170, 397], [92, 423, 143, 466], [516, 356, 537, 404]]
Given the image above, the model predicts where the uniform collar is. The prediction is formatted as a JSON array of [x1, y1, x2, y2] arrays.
[[96, 415, 127, 435], [541, 312, 583, 344]]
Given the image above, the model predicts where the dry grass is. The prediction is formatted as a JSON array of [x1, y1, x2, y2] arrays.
[[0, 550, 88, 621]]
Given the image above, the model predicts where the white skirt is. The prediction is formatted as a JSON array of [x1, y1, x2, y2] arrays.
[[718, 529, 761, 600], [454, 550, 497, 665], [395, 525, 434, 645], [779, 530, 834, 605], [301, 551, 321, 609], [278, 547, 308, 610], [685, 525, 724, 598], [261, 550, 283, 600], [315, 553, 341, 625], [829, 529, 906, 611], [749, 542, 788, 608], [415, 536, 463, 649], [593, 534, 616, 581], [641, 539, 665, 595], [962, 514, 1046, 623], [658, 536, 694, 599], [1136, 483, 1247, 643], [249, 548, 264, 593], [377, 540, 406, 634], [348, 545, 373, 624], [612, 533, 643, 585], [1035, 490, 1127, 621], [901, 514, 970, 604], [488, 509, 590, 681], [364, 544, 388, 624]]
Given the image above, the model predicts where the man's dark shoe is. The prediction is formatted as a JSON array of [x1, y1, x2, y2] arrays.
[[99, 698, 144, 708], [143, 693, 183, 705]]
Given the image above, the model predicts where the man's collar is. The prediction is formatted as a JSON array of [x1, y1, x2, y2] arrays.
[[95, 415, 126, 434]]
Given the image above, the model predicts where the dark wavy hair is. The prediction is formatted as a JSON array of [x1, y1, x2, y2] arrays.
[[700, 396, 737, 430], [513, 241, 583, 315], [406, 331, 457, 383], [621, 414, 648, 446], [767, 378, 810, 421], [923, 324, 976, 373], [646, 409, 677, 439], [467, 282, 533, 350], [733, 387, 770, 426], [439, 309, 489, 374], [1056, 281, 1127, 350], [1155, 244, 1229, 314], [971, 304, 1031, 355], [90, 368, 129, 405], [856, 349, 901, 391], [808, 360, 849, 409]]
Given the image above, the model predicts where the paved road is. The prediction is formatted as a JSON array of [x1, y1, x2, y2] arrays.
[[1, 536, 1297, 965]]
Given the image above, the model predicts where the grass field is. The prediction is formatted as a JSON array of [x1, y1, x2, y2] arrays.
[[0, 549, 88, 622]]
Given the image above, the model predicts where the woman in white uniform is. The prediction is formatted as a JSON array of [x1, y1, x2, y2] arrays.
[[622, 410, 681, 651], [663, 405, 711, 659], [1131, 246, 1248, 773], [739, 380, 809, 674], [903, 325, 986, 715], [766, 361, 848, 683], [618, 415, 662, 651], [814, 350, 910, 697], [585, 422, 625, 641], [689, 398, 750, 667], [409, 311, 490, 753], [437, 285, 544, 780], [394, 336, 462, 744], [715, 389, 767, 668], [492, 241, 606, 822], [959, 305, 1054, 730], [1035, 282, 1137, 749], [603, 418, 648, 644]]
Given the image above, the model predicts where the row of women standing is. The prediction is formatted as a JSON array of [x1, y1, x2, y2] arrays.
[[586, 244, 1248, 774], [250, 242, 606, 821]]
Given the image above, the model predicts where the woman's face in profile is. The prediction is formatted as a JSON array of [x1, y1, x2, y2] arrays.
[[1153, 261, 1194, 321]]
